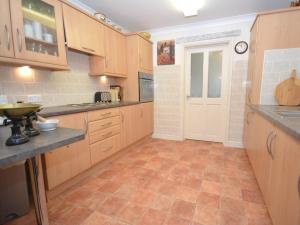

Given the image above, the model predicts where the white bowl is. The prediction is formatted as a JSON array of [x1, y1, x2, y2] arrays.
[[37, 119, 59, 131]]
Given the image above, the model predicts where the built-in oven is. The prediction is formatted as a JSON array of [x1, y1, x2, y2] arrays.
[[139, 72, 154, 103]]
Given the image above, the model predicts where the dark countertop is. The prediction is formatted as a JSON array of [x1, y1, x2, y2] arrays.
[[0, 127, 85, 167], [39, 101, 140, 118], [249, 105, 300, 140]]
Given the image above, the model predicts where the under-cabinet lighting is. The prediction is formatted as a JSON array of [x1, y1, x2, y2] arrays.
[[100, 76, 107, 83], [171, 0, 205, 17], [17, 66, 33, 78]]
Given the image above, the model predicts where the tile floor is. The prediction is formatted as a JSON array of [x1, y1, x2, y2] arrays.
[[9, 138, 273, 225]]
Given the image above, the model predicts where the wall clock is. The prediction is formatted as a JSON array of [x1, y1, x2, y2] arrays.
[[235, 41, 248, 54]]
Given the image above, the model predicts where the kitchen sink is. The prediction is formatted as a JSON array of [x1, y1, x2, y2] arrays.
[[276, 110, 300, 118]]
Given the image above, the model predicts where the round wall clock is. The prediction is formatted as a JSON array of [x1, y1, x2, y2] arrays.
[[235, 41, 248, 54]]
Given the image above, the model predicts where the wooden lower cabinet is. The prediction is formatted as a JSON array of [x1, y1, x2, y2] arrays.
[[43, 103, 154, 190], [245, 112, 300, 225], [120, 102, 154, 149], [43, 113, 90, 190], [90, 134, 121, 165]]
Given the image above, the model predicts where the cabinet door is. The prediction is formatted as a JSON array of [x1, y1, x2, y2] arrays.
[[120, 105, 137, 148], [139, 38, 153, 73], [63, 4, 104, 56], [116, 32, 127, 76], [10, 0, 67, 66], [141, 102, 154, 137], [44, 113, 90, 190], [271, 130, 300, 225], [248, 114, 274, 201], [0, 0, 14, 58], [104, 26, 117, 74]]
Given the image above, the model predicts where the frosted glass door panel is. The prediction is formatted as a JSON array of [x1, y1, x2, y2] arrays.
[[208, 51, 223, 98], [190, 53, 204, 98]]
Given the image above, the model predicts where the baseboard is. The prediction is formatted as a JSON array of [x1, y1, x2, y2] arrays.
[[223, 140, 245, 148], [152, 133, 184, 141]]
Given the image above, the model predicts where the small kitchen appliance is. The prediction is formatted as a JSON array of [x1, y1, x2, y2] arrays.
[[94, 91, 112, 103], [0, 103, 41, 146], [110, 85, 123, 102]]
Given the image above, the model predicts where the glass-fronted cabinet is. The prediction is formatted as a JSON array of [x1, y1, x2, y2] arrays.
[[10, 0, 67, 66]]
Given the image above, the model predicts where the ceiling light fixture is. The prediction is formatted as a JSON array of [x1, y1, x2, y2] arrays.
[[172, 0, 205, 17]]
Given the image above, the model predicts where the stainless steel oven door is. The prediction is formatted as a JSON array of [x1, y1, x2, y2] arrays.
[[139, 73, 153, 103]]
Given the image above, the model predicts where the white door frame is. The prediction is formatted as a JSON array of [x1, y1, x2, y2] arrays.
[[182, 40, 233, 144]]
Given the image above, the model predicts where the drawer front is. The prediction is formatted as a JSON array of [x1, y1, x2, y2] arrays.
[[89, 125, 121, 144], [90, 134, 121, 165], [89, 116, 121, 133], [88, 108, 120, 122]]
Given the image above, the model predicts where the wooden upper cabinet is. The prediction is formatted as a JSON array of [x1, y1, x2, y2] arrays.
[[247, 8, 300, 104], [62, 4, 104, 56], [89, 26, 127, 77], [9, 0, 67, 66], [138, 37, 153, 73], [0, 0, 14, 58]]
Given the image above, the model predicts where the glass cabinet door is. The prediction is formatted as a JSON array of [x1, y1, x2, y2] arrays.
[[10, 0, 67, 66]]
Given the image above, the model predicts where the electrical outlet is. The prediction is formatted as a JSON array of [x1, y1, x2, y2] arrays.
[[0, 95, 8, 104], [27, 95, 42, 103]]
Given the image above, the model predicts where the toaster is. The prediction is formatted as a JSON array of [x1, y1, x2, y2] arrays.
[[95, 91, 112, 103]]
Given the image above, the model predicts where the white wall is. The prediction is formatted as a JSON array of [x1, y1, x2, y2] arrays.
[[150, 15, 255, 147]]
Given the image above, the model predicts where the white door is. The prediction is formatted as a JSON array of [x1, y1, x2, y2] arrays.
[[184, 45, 229, 142]]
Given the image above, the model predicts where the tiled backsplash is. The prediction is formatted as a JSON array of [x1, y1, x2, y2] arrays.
[[261, 48, 300, 105], [0, 51, 114, 106]]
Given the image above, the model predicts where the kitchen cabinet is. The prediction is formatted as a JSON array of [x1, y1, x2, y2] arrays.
[[89, 26, 127, 77], [140, 102, 154, 138], [120, 105, 141, 149], [246, 8, 300, 104], [138, 37, 153, 73], [87, 108, 121, 166], [9, 0, 67, 66], [245, 112, 300, 225], [62, 4, 105, 56], [43, 113, 90, 190], [120, 103, 154, 149], [124, 34, 153, 102], [0, 0, 14, 58]]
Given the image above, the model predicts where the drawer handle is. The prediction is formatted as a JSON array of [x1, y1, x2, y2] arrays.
[[101, 112, 112, 117], [102, 131, 113, 139], [269, 132, 276, 160], [82, 46, 95, 53], [102, 122, 113, 128], [103, 146, 113, 153]]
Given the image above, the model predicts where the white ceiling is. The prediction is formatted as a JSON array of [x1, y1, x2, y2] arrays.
[[79, 0, 291, 31]]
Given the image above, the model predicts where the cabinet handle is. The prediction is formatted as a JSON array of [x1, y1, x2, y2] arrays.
[[82, 46, 95, 53], [101, 112, 112, 117], [102, 131, 113, 139], [5, 25, 11, 50], [266, 132, 272, 155], [102, 146, 113, 153], [269, 132, 277, 160], [101, 122, 113, 128], [17, 28, 22, 52]]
